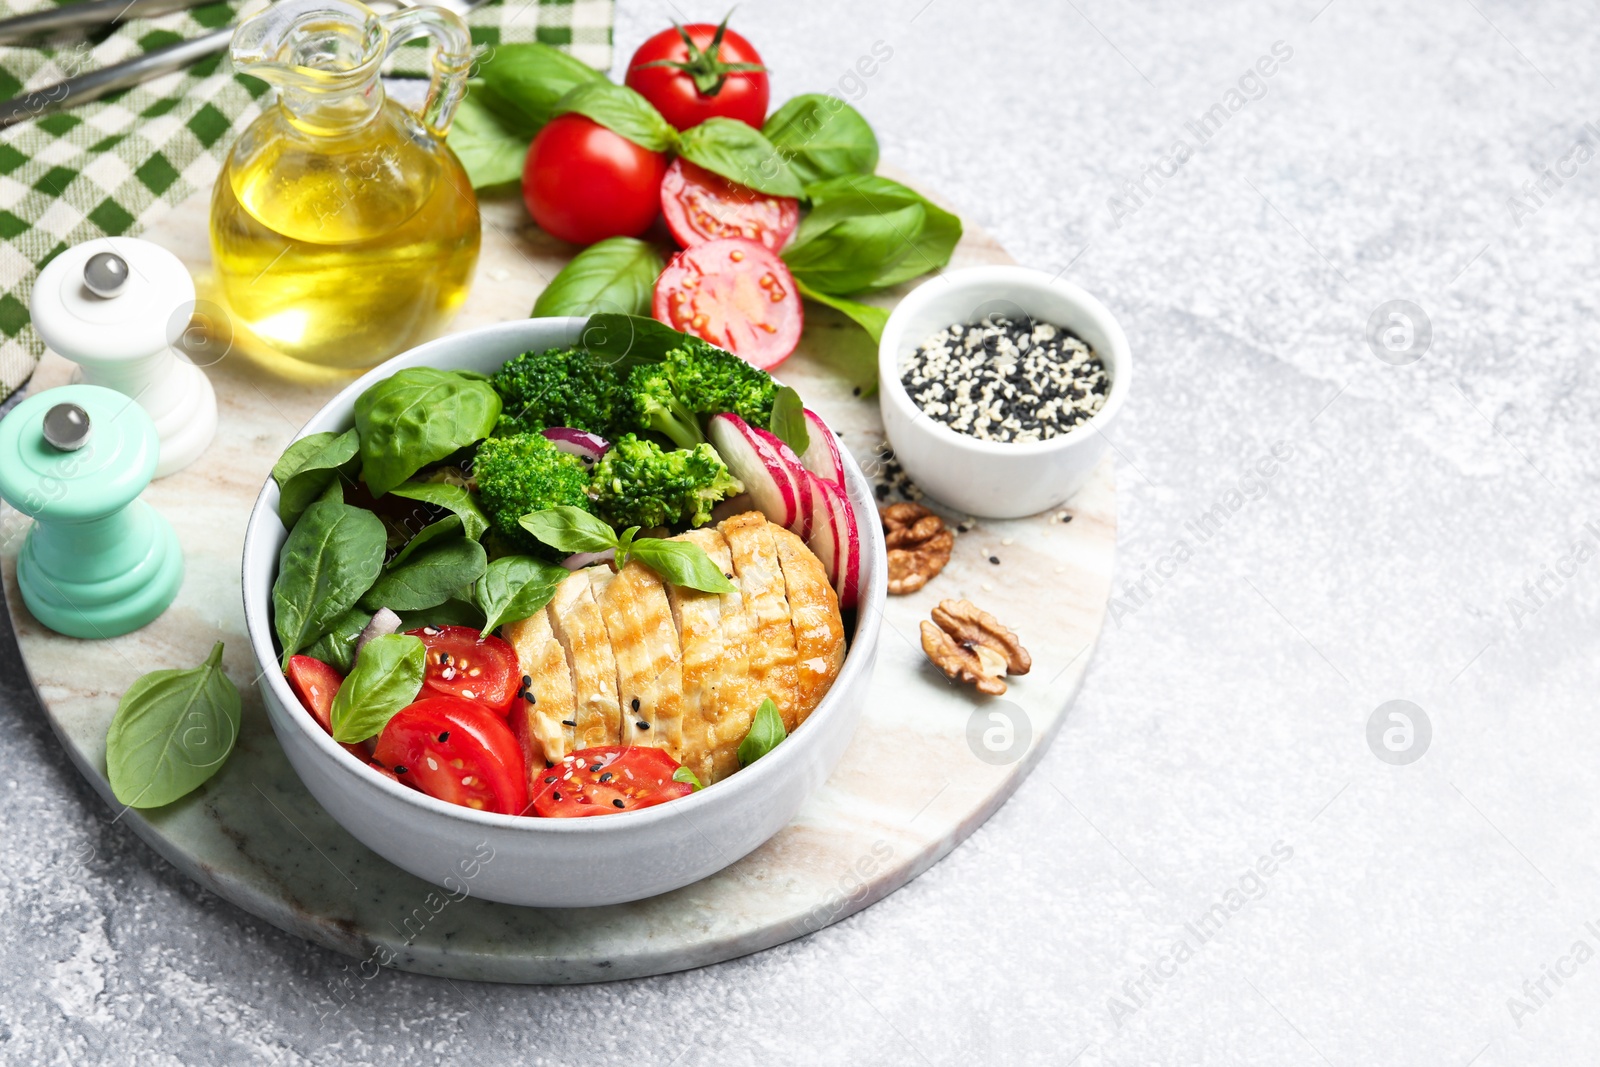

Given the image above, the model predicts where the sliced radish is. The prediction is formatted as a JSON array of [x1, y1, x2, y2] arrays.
[[748, 424, 811, 540], [798, 409, 845, 488], [801, 471, 862, 610], [799, 470, 842, 587], [707, 414, 798, 528], [542, 427, 610, 465]]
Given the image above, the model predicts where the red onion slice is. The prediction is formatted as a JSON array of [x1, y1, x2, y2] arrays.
[[562, 549, 616, 571], [354, 607, 402, 657], [542, 428, 610, 464]]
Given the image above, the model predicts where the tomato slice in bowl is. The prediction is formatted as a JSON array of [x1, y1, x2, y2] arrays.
[[530, 746, 694, 817], [374, 696, 530, 815], [661, 158, 799, 251], [286, 654, 371, 760], [406, 626, 520, 713], [654, 237, 803, 369]]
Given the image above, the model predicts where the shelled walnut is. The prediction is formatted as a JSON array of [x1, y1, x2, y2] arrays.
[[919, 599, 1031, 696], [881, 502, 953, 595]]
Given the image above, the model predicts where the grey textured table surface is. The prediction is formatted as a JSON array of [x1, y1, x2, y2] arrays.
[[3, 1, 1596, 1063]]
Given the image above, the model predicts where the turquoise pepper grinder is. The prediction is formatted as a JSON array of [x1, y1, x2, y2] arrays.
[[0, 384, 183, 638]]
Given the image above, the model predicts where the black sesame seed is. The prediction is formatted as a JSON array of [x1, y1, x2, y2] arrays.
[[544, 776, 556, 784], [613, 799, 626, 808], [562, 719, 576, 727], [438, 731, 450, 742], [852, 386, 862, 396], [522, 674, 532, 686], [637, 721, 649, 730], [395, 766, 407, 774], [631, 697, 640, 712], [599, 772, 613, 782], [989, 555, 1000, 565], [552, 791, 562, 802]]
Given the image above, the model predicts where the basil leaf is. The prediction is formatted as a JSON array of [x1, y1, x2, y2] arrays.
[[273, 499, 387, 668], [552, 81, 676, 153], [390, 481, 490, 541], [329, 633, 425, 744], [676, 117, 804, 199], [447, 86, 529, 190], [672, 765, 703, 791], [362, 535, 488, 612], [736, 697, 786, 767], [475, 555, 569, 635], [628, 537, 736, 594], [395, 597, 487, 631], [768, 386, 809, 457], [579, 312, 685, 372], [533, 237, 664, 319], [519, 506, 620, 554], [761, 94, 879, 186], [388, 515, 463, 569], [477, 42, 606, 134], [271, 429, 359, 529], [783, 199, 926, 294], [107, 642, 241, 809], [795, 279, 890, 343], [354, 368, 501, 498], [301, 607, 372, 675]]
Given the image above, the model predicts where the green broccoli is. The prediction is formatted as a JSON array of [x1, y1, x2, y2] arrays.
[[473, 433, 593, 549], [589, 434, 743, 530], [622, 339, 779, 449], [626, 362, 706, 449], [491, 346, 622, 437]]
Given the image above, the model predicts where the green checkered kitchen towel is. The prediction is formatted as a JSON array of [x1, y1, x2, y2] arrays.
[[0, 0, 613, 402]]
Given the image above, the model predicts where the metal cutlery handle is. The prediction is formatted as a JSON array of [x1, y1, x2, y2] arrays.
[[0, 27, 231, 129], [0, 0, 217, 44]]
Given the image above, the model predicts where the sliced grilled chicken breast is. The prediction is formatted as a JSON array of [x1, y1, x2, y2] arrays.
[[771, 526, 845, 725], [548, 568, 621, 749], [501, 609, 577, 785], [597, 558, 685, 760], [667, 528, 734, 785], [718, 510, 801, 732]]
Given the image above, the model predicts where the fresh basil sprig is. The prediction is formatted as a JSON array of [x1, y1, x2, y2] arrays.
[[676, 117, 804, 199], [761, 94, 879, 186], [107, 642, 241, 809], [782, 175, 962, 295], [736, 697, 786, 767], [672, 765, 703, 791], [553, 81, 677, 153], [475, 555, 570, 635], [273, 499, 387, 668], [354, 368, 501, 498], [447, 88, 529, 189], [271, 428, 359, 528], [390, 481, 490, 541], [329, 633, 426, 744], [518, 506, 736, 594], [475, 42, 606, 135], [768, 386, 809, 457], [362, 534, 488, 613], [533, 237, 665, 320], [794, 279, 890, 344]]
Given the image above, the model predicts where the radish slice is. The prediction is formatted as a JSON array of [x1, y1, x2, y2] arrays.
[[563, 549, 616, 570], [542, 427, 611, 465], [707, 414, 798, 528], [798, 409, 846, 488], [800, 470, 862, 610], [748, 424, 811, 541], [799, 471, 842, 587]]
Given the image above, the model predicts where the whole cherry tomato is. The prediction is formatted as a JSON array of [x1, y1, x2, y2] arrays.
[[522, 114, 667, 245], [625, 16, 769, 131]]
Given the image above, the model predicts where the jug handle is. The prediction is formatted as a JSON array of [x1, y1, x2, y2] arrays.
[[379, 6, 474, 136]]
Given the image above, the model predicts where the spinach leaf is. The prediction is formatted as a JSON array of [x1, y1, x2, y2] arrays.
[[354, 368, 501, 498], [362, 534, 488, 613], [676, 117, 804, 198], [768, 386, 809, 457], [475, 555, 569, 635], [795, 279, 891, 343], [736, 697, 786, 766], [271, 429, 359, 529], [627, 538, 736, 594], [579, 312, 685, 372], [396, 598, 487, 631], [329, 633, 425, 744], [518, 506, 620, 554], [761, 94, 879, 186], [389, 481, 490, 541], [447, 86, 529, 189], [301, 607, 372, 674], [388, 515, 463, 569], [533, 237, 664, 319], [273, 500, 386, 668], [477, 42, 605, 134], [783, 175, 962, 294], [106, 642, 240, 808], [552, 81, 677, 153]]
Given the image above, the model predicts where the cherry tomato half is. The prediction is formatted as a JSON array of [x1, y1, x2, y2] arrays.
[[406, 626, 520, 713], [654, 237, 803, 370], [530, 746, 694, 818], [660, 158, 799, 252], [625, 20, 769, 132], [374, 696, 529, 815], [286, 655, 370, 760], [522, 114, 667, 246]]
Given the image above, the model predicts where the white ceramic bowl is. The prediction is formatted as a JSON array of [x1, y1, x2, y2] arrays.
[[241, 318, 887, 907], [877, 266, 1132, 518]]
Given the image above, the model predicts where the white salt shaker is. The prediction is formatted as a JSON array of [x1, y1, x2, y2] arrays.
[[29, 237, 218, 478]]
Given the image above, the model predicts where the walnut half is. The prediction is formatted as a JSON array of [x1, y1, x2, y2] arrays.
[[882, 502, 953, 595], [920, 599, 1031, 696]]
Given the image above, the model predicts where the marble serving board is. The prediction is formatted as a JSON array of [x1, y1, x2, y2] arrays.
[[0, 185, 1117, 984]]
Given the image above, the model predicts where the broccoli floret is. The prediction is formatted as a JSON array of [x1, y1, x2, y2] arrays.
[[473, 433, 593, 549], [622, 339, 779, 448], [626, 363, 707, 450], [589, 434, 743, 530], [491, 346, 622, 437]]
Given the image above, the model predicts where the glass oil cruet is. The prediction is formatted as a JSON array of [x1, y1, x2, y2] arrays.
[[210, 0, 480, 370]]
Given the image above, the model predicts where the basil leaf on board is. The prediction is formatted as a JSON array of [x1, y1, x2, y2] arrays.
[[354, 368, 501, 498], [675, 117, 804, 199], [768, 386, 809, 458], [797, 175, 962, 292], [532, 237, 664, 319], [301, 607, 372, 674], [783, 198, 926, 294], [672, 765, 703, 791], [519, 506, 621, 554], [387, 515, 463, 569], [628, 538, 737, 594], [362, 535, 488, 613], [447, 86, 529, 190], [477, 42, 606, 134], [761, 94, 879, 187], [273, 500, 387, 668], [329, 633, 425, 744], [736, 697, 786, 767], [271, 429, 359, 529], [795, 279, 891, 343], [475, 555, 570, 635], [579, 312, 685, 372], [395, 597, 487, 632], [106, 642, 241, 809], [552, 81, 677, 153], [389, 481, 490, 541]]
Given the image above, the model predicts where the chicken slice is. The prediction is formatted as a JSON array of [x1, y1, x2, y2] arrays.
[[500, 609, 577, 788], [714, 511, 801, 749], [666, 528, 734, 785], [597, 558, 685, 761], [771, 526, 845, 725], [548, 568, 621, 749]]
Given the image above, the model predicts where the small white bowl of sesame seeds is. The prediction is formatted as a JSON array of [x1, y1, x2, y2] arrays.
[[877, 265, 1131, 518]]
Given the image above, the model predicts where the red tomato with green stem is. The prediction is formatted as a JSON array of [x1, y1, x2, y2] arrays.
[[374, 696, 530, 815], [625, 16, 769, 131], [660, 158, 799, 251], [654, 237, 803, 369], [530, 746, 694, 817], [522, 115, 667, 246], [406, 626, 520, 713]]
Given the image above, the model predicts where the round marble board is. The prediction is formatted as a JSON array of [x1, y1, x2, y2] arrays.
[[0, 184, 1117, 984]]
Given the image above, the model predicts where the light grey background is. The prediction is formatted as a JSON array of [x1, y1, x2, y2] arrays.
[[3, 0, 1596, 1063]]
